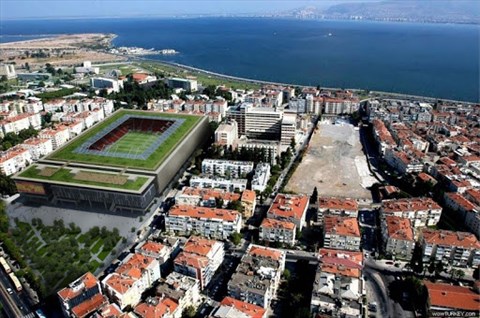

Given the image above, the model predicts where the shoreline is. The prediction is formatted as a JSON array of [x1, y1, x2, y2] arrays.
[[133, 57, 479, 105]]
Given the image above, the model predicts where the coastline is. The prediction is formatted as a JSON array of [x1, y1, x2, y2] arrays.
[[134, 57, 479, 104]]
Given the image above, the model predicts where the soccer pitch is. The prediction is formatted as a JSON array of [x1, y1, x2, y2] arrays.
[[106, 132, 159, 155]]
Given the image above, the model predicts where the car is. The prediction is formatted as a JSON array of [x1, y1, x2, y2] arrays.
[[385, 261, 394, 265], [6, 287, 13, 294]]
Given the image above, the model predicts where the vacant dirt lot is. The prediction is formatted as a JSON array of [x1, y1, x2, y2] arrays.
[[285, 121, 373, 199]]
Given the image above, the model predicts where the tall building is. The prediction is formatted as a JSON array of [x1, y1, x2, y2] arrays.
[[166, 77, 198, 92], [58, 272, 108, 318], [323, 216, 361, 251], [280, 113, 296, 146], [227, 103, 283, 140], [381, 216, 415, 260], [267, 194, 309, 230], [215, 120, 238, 147]]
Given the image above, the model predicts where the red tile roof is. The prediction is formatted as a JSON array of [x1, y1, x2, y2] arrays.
[[71, 294, 108, 318], [183, 236, 219, 257], [268, 193, 308, 221], [241, 190, 256, 203], [169, 205, 239, 222], [422, 229, 480, 249], [248, 245, 283, 261], [384, 216, 414, 241], [260, 218, 296, 230], [134, 297, 178, 318], [318, 197, 358, 211], [425, 281, 480, 311], [220, 296, 266, 318], [382, 197, 441, 213], [174, 251, 209, 270], [324, 216, 360, 237], [58, 272, 99, 301]]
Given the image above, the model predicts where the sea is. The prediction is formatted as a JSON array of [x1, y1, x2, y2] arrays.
[[1, 17, 479, 102]]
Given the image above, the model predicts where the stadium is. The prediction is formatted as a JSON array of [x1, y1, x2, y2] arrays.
[[13, 110, 209, 213]]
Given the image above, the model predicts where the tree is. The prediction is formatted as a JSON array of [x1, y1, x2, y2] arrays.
[[283, 269, 291, 280], [290, 137, 296, 150], [230, 232, 242, 246], [182, 306, 196, 318], [310, 186, 318, 204], [427, 262, 435, 275], [434, 262, 444, 276]]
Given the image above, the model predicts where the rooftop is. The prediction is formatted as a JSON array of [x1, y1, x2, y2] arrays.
[[422, 229, 480, 249], [382, 197, 442, 213], [318, 197, 358, 211], [248, 245, 284, 261], [169, 205, 239, 222], [268, 193, 308, 221], [260, 218, 296, 230], [384, 216, 414, 241], [219, 296, 266, 318], [324, 216, 360, 237], [241, 189, 256, 203], [174, 251, 209, 270], [424, 281, 480, 311], [134, 297, 178, 318], [183, 236, 221, 257], [58, 272, 99, 301]]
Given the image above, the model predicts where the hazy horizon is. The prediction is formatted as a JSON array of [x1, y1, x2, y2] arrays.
[[0, 0, 351, 20]]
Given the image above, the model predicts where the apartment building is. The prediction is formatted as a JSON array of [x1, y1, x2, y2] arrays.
[[102, 253, 161, 309], [210, 297, 267, 318], [22, 137, 53, 161], [0, 112, 41, 135], [0, 146, 32, 176], [424, 281, 480, 313], [189, 175, 248, 193], [175, 187, 241, 208], [381, 216, 415, 260], [251, 163, 271, 192], [58, 272, 108, 318], [317, 197, 359, 220], [421, 229, 480, 268], [267, 194, 309, 230], [134, 297, 179, 318], [166, 205, 242, 240], [214, 120, 238, 147], [228, 245, 286, 309], [280, 113, 296, 146], [173, 236, 224, 289], [241, 190, 256, 219], [155, 272, 201, 315], [443, 192, 478, 222], [236, 137, 280, 165], [311, 249, 364, 317], [323, 216, 361, 251], [259, 218, 296, 246], [135, 240, 171, 268], [201, 159, 254, 178], [39, 125, 70, 149], [381, 197, 443, 229]]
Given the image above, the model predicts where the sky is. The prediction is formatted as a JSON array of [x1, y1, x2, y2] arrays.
[[0, 0, 352, 20]]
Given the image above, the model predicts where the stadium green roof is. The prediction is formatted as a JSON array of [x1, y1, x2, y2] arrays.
[[46, 109, 202, 170], [18, 165, 152, 192]]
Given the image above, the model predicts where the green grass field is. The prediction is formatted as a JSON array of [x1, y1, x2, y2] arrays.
[[47, 110, 202, 170], [106, 131, 159, 155], [19, 166, 149, 191]]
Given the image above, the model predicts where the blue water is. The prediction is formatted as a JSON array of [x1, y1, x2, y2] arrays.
[[1, 18, 479, 102]]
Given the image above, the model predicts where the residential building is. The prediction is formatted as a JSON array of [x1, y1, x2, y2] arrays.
[[210, 297, 267, 318], [166, 77, 198, 92], [135, 240, 171, 268], [421, 229, 480, 268], [443, 192, 478, 222], [259, 218, 296, 246], [228, 245, 286, 309], [267, 194, 309, 230], [317, 197, 359, 220], [465, 210, 480, 238], [251, 163, 270, 193], [323, 216, 361, 251], [227, 103, 283, 140], [22, 137, 53, 161], [0, 63, 16, 79], [155, 272, 201, 314], [240, 190, 256, 219], [39, 125, 70, 149], [384, 148, 424, 174], [175, 187, 241, 208], [133, 297, 179, 318], [381, 216, 415, 260], [91, 77, 123, 93], [280, 113, 296, 146], [58, 272, 108, 318], [0, 112, 41, 135], [311, 249, 364, 318], [166, 205, 242, 240], [214, 121, 238, 147], [425, 281, 480, 313], [102, 253, 161, 309], [202, 159, 254, 179], [173, 236, 224, 289], [236, 137, 280, 165], [381, 197, 443, 229], [189, 175, 248, 193], [0, 146, 32, 176]]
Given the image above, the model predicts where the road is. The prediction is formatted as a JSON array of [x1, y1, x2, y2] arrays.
[[0, 270, 32, 317]]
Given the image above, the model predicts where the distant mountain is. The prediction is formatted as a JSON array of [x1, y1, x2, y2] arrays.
[[282, 0, 480, 24]]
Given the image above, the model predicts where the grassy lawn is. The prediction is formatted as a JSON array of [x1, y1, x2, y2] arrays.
[[98, 250, 110, 261], [46, 109, 201, 170], [91, 238, 104, 254], [19, 166, 149, 191]]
